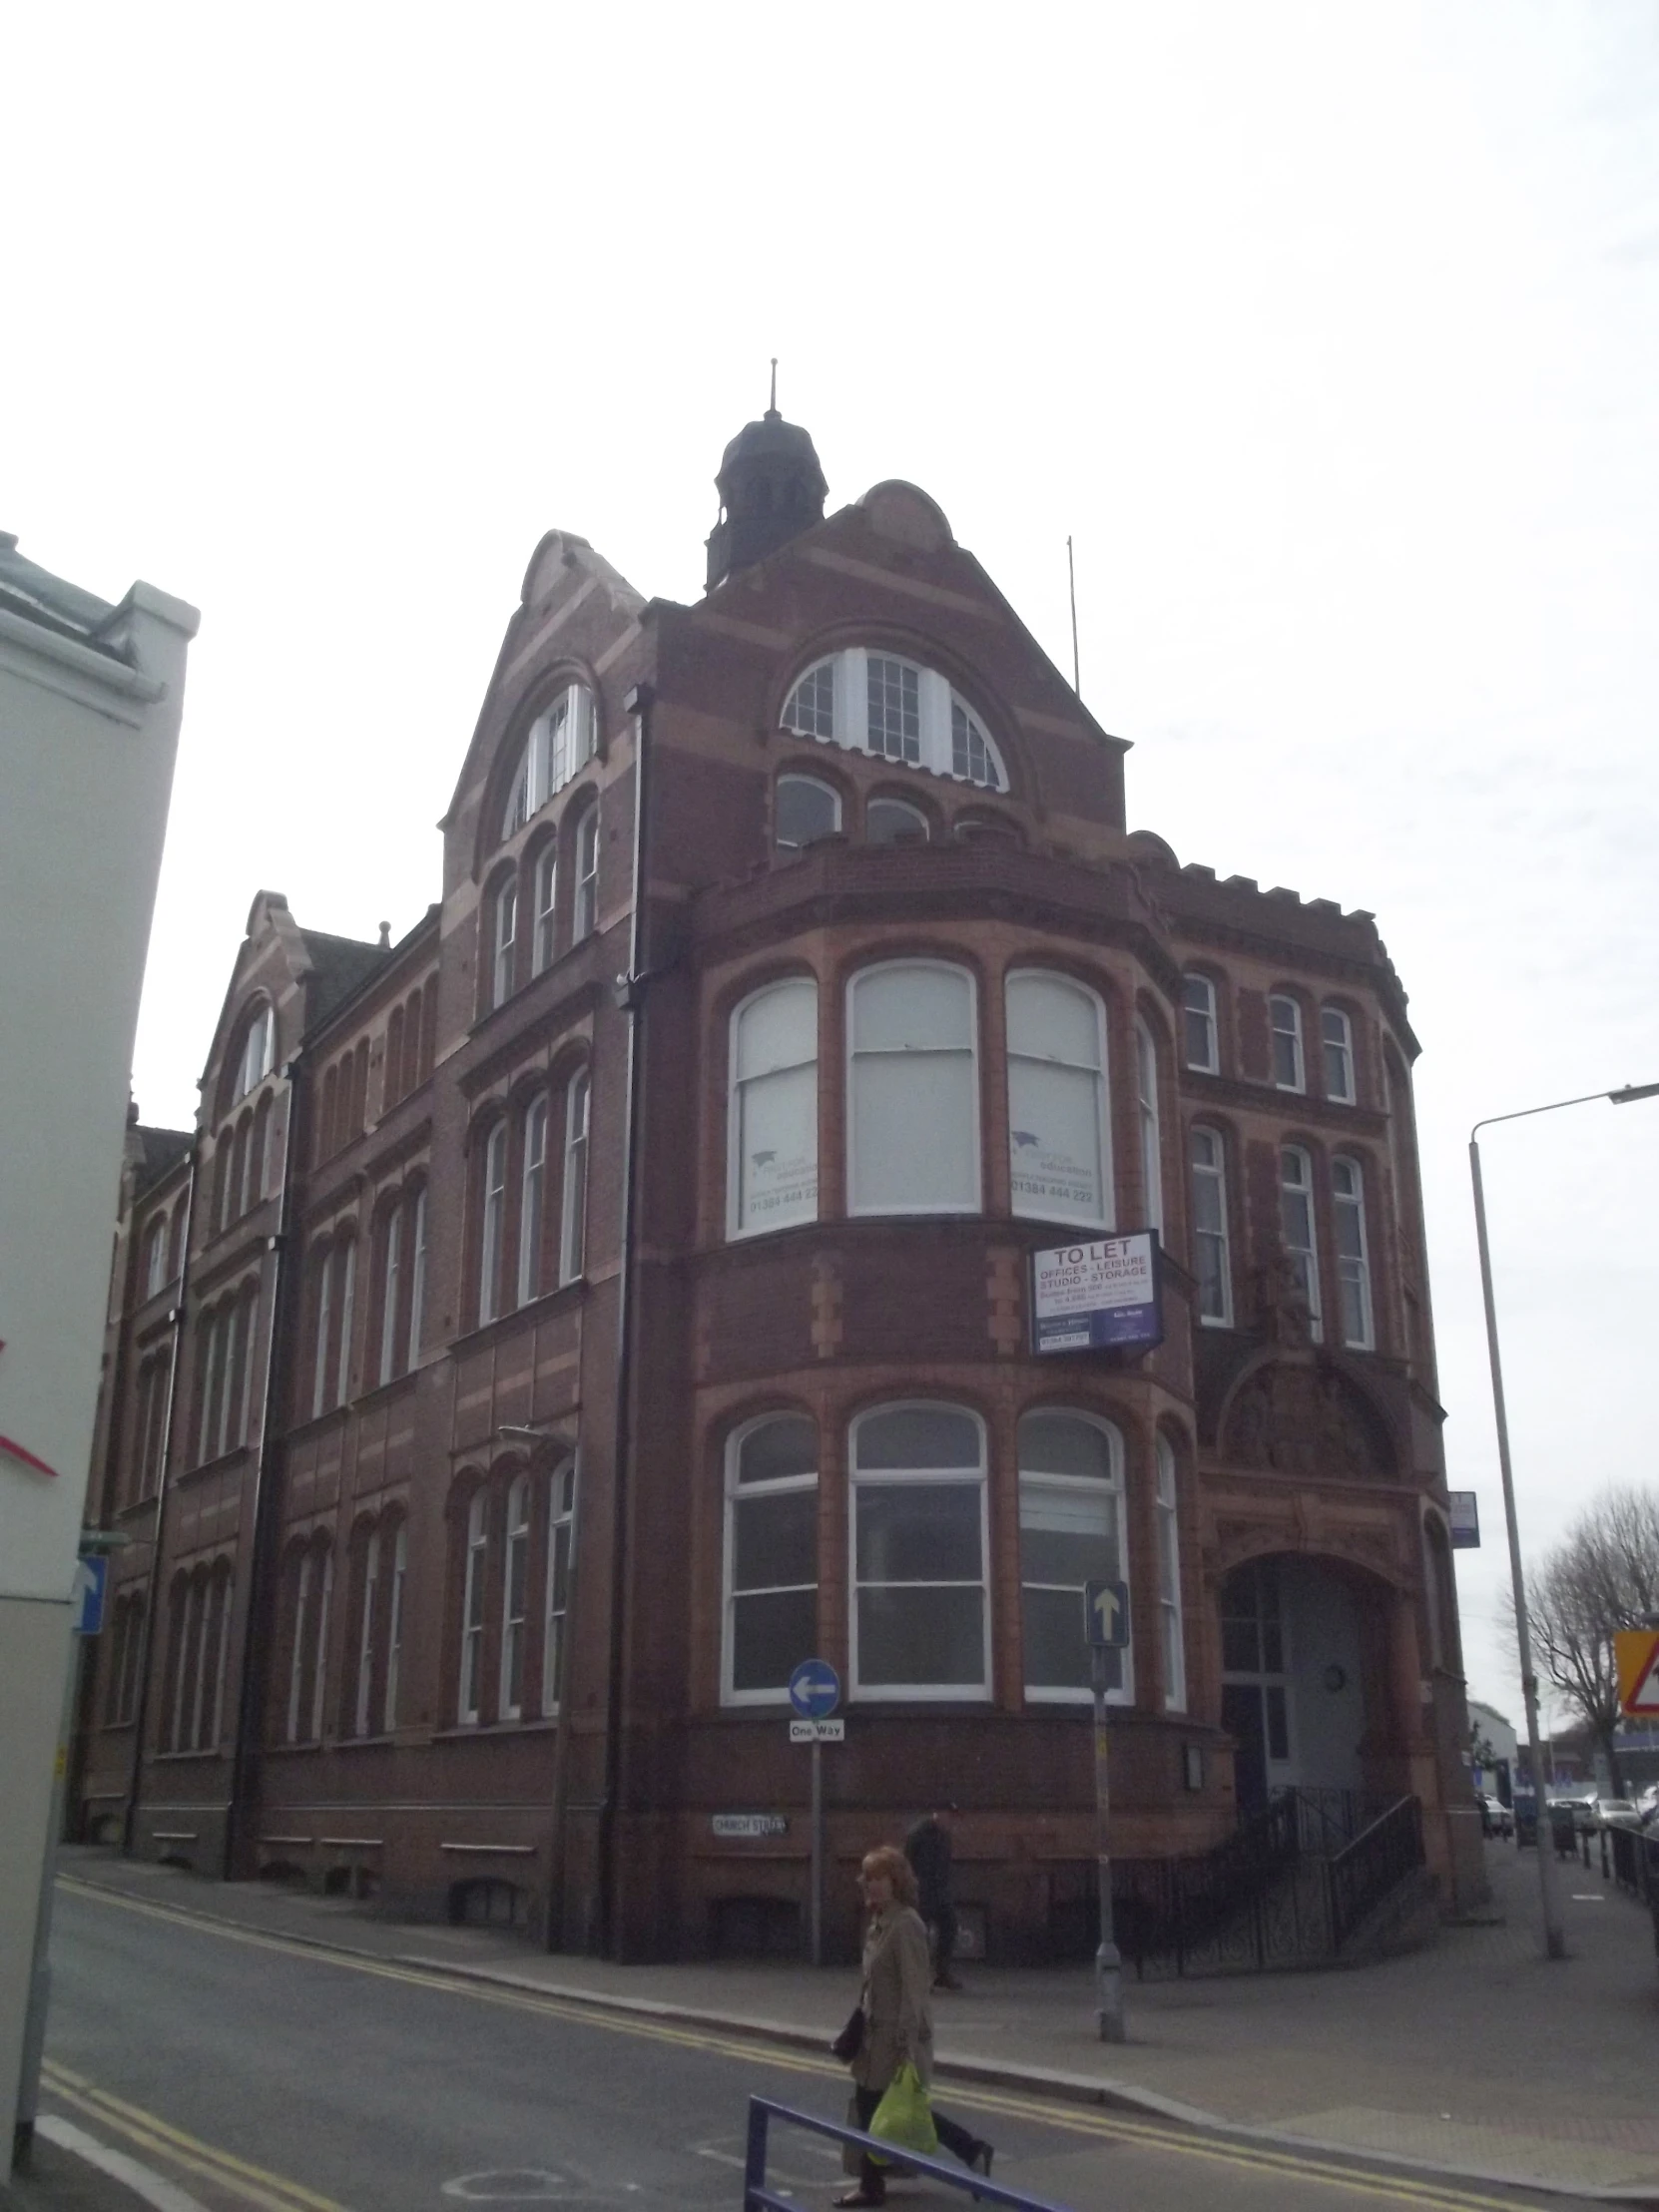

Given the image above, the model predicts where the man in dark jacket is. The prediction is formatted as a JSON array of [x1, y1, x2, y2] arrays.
[[904, 1809, 961, 1989]]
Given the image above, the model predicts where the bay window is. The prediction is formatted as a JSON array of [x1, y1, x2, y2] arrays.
[[724, 1416, 819, 1701], [1333, 1157, 1375, 1348], [1018, 1411, 1130, 1702], [730, 980, 819, 1238], [850, 1404, 988, 1698], [1135, 1017, 1163, 1235], [847, 963, 979, 1216], [1006, 972, 1110, 1229]]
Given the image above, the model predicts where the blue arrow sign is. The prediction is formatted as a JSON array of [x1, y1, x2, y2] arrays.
[[74, 1554, 108, 1637], [788, 1657, 841, 1719], [1083, 1579, 1130, 1650]]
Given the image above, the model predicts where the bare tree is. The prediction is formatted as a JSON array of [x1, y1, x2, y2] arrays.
[[1506, 1486, 1659, 1793]]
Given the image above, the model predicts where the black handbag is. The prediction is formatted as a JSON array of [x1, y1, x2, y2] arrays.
[[830, 2005, 865, 2063]]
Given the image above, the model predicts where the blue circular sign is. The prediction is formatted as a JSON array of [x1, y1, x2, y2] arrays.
[[789, 1658, 840, 1719]]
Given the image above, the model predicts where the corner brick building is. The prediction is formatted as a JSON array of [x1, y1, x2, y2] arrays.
[[75, 405, 1483, 1959]]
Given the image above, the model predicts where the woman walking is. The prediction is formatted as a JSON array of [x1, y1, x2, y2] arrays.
[[832, 1845, 993, 2208]]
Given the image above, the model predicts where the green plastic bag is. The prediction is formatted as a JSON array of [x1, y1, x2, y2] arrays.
[[868, 2063, 938, 2163]]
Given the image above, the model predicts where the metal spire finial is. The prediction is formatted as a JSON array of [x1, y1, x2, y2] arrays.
[[768, 357, 779, 416]]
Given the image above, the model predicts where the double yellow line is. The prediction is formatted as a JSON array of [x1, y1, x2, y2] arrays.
[[42, 2058, 350, 2212], [54, 1879, 1532, 2212]]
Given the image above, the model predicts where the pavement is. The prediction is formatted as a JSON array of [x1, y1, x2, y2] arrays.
[[17, 1837, 1659, 2209]]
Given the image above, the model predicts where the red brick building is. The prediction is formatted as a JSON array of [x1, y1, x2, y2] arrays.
[[75, 406, 1483, 1959]]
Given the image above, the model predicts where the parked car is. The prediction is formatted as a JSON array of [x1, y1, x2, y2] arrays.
[[1594, 1798, 1643, 1831], [1481, 1794, 1514, 1839], [1548, 1791, 1598, 1834]]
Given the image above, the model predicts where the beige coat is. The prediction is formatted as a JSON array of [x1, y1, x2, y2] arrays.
[[851, 1904, 934, 2092]]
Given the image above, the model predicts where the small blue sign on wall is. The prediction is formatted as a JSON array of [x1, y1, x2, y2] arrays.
[[74, 1554, 108, 1636]]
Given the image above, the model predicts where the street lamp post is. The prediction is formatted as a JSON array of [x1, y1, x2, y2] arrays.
[[1468, 1079, 1659, 1963]]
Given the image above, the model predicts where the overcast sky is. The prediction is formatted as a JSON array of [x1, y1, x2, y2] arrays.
[[7, 1, 1656, 1728]]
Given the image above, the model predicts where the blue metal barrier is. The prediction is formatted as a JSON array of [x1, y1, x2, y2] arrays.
[[742, 2096, 1076, 2212]]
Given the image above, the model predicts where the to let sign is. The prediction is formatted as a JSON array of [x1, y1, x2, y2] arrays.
[[1032, 1234, 1162, 1355]]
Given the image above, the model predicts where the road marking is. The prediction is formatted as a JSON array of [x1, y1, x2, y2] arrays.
[[36, 2113, 217, 2212], [58, 1878, 1550, 2212], [440, 2171, 570, 2200], [41, 2059, 352, 2212]]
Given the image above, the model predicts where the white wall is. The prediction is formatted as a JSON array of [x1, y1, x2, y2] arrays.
[[0, 570, 196, 2175]]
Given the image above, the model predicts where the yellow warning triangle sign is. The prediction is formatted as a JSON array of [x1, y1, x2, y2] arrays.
[[1615, 1629, 1659, 1716]]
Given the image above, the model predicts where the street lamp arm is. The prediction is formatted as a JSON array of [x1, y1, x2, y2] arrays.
[[1470, 1080, 1659, 1143]]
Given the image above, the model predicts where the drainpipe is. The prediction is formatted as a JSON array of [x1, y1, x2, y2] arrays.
[[596, 681, 654, 1957], [224, 1051, 306, 1879], [122, 1142, 200, 1855]]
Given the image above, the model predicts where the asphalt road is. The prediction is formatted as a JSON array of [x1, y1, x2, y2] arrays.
[[41, 1883, 1585, 2212]]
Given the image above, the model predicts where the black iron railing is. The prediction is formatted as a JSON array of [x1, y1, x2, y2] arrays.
[[1326, 1794, 1423, 1951]]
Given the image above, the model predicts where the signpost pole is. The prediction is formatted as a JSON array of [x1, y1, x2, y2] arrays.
[[811, 1739, 825, 1967], [1091, 1644, 1125, 2042]]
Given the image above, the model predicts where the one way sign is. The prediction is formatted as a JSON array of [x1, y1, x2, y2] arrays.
[[1616, 1630, 1659, 1716], [1084, 1579, 1130, 1650]]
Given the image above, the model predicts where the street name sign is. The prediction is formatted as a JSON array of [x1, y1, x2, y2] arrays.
[[1447, 1492, 1480, 1549], [712, 1813, 788, 1839], [1084, 1579, 1130, 1650], [788, 1657, 840, 1718], [1616, 1630, 1659, 1716], [790, 1717, 845, 1744], [1032, 1234, 1162, 1355]]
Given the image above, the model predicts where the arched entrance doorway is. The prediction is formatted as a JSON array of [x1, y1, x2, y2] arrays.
[[1219, 1554, 1378, 1817]]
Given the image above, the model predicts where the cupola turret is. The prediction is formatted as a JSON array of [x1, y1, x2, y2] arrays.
[[704, 366, 828, 591]]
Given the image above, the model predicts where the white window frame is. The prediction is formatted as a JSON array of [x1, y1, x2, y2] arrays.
[[1270, 993, 1306, 1092], [1005, 970, 1111, 1232], [500, 1473, 530, 1721], [518, 1094, 548, 1307], [775, 773, 841, 850], [354, 1527, 380, 1738], [406, 1188, 427, 1371], [1182, 974, 1219, 1073], [722, 1414, 820, 1707], [728, 978, 820, 1241], [479, 1124, 507, 1325], [1322, 1006, 1356, 1104], [384, 1519, 406, 1733], [542, 1458, 575, 1715], [1156, 1434, 1187, 1713], [143, 1218, 168, 1299], [573, 810, 599, 942], [1135, 1016, 1163, 1237], [236, 1004, 275, 1101], [499, 683, 599, 841], [335, 1238, 355, 1406], [1017, 1411, 1132, 1707], [1191, 1126, 1233, 1327], [846, 960, 982, 1219], [848, 1401, 991, 1703], [492, 879, 518, 1009], [559, 1071, 590, 1284], [378, 1206, 402, 1386], [1279, 1144, 1324, 1342], [865, 795, 929, 845], [1333, 1156, 1376, 1350], [459, 1491, 487, 1725], [532, 846, 557, 975], [781, 649, 1008, 792]]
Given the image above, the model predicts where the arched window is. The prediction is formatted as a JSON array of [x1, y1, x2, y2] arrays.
[[847, 963, 979, 1217], [775, 774, 840, 851], [234, 1004, 276, 1101], [210, 1140, 231, 1237], [782, 649, 1006, 791], [1006, 971, 1109, 1229], [1269, 993, 1305, 1092], [518, 1095, 548, 1307], [724, 1416, 819, 1703], [384, 1517, 407, 1732], [1279, 1145, 1323, 1341], [532, 846, 558, 975], [543, 1460, 575, 1714], [284, 1537, 332, 1745], [1135, 1018, 1163, 1236], [849, 1404, 988, 1698], [1155, 1434, 1186, 1712], [559, 1072, 589, 1284], [730, 980, 819, 1239], [172, 1570, 206, 1752], [310, 1245, 333, 1418], [1018, 1411, 1130, 1703], [1190, 1127, 1232, 1327], [459, 1491, 488, 1724], [501, 1474, 531, 1720], [478, 1124, 508, 1326], [406, 1187, 428, 1369], [499, 683, 599, 841], [194, 1562, 231, 1750], [353, 1524, 380, 1738], [572, 809, 600, 942], [865, 796, 929, 845], [318, 1065, 339, 1165], [492, 878, 518, 1009], [377, 1204, 402, 1386], [199, 1305, 230, 1462], [142, 1217, 168, 1299], [251, 1093, 273, 1209], [1332, 1157, 1374, 1349], [386, 1006, 406, 1107], [1322, 1006, 1356, 1104], [1182, 974, 1219, 1073], [334, 1237, 356, 1405]]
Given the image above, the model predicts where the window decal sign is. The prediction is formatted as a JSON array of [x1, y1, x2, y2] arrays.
[[1032, 1234, 1163, 1354], [746, 1140, 818, 1228]]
